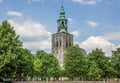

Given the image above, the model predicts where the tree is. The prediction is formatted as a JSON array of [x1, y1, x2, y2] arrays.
[[35, 50, 61, 80], [64, 45, 87, 80], [0, 20, 22, 78], [34, 57, 42, 78], [111, 48, 120, 78], [87, 48, 114, 80], [47, 54, 61, 80], [15, 48, 34, 80], [87, 61, 102, 81], [0, 21, 34, 80], [35, 50, 49, 78]]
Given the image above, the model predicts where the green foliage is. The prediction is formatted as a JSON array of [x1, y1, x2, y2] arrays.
[[64, 45, 87, 80], [87, 48, 114, 80], [34, 57, 42, 77], [0, 20, 34, 79], [87, 61, 102, 81], [111, 48, 120, 78], [15, 48, 34, 78], [47, 54, 61, 78], [34, 50, 61, 79], [0, 20, 22, 78]]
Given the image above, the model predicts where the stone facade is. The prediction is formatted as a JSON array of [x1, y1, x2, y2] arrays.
[[52, 6, 73, 67]]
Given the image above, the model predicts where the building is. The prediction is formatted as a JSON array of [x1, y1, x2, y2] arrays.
[[52, 6, 73, 67]]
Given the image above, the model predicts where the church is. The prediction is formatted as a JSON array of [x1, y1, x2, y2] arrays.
[[52, 5, 73, 67]]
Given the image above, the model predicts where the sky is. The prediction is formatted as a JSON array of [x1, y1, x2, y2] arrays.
[[0, 0, 120, 56]]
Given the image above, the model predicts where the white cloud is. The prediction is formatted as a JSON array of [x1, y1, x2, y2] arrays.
[[7, 11, 22, 17], [86, 20, 99, 27], [72, 0, 101, 5], [102, 32, 120, 41], [79, 36, 116, 56], [67, 17, 76, 28], [71, 31, 80, 37], [68, 18, 75, 25], [8, 19, 51, 52]]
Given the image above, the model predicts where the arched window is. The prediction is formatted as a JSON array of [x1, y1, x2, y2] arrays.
[[66, 41, 68, 48], [56, 41, 58, 47], [60, 40, 61, 46], [62, 21, 64, 26]]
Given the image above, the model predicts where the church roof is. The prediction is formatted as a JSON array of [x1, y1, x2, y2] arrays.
[[59, 29, 68, 33], [59, 6, 65, 19]]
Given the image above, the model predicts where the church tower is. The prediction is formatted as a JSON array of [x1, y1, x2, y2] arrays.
[[52, 6, 73, 67]]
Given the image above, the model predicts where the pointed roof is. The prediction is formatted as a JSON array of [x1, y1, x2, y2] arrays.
[[57, 5, 68, 33], [59, 6, 66, 19]]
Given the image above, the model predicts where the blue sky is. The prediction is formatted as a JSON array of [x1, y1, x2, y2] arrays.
[[0, 0, 120, 56]]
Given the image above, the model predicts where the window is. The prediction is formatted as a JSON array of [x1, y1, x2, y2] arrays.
[[56, 41, 58, 47], [60, 40, 61, 46], [62, 21, 64, 26]]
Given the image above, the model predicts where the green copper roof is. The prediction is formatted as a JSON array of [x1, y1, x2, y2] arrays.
[[59, 29, 68, 33], [59, 6, 66, 19], [57, 6, 68, 26], [60, 6, 65, 14], [57, 5, 69, 33]]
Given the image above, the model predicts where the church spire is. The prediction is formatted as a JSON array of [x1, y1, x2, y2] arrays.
[[59, 5, 65, 19], [57, 5, 68, 33]]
